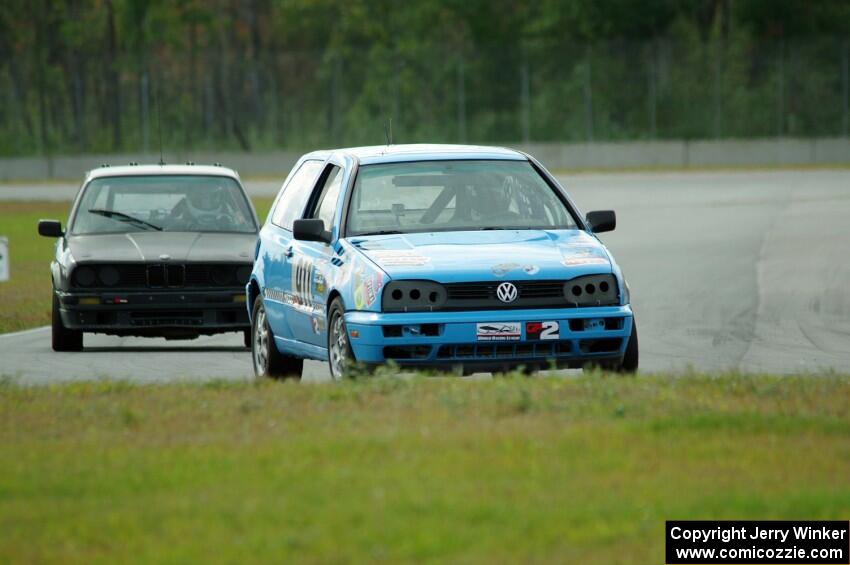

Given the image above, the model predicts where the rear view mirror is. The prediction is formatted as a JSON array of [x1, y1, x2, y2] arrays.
[[38, 219, 64, 238], [293, 219, 331, 244], [585, 210, 616, 233]]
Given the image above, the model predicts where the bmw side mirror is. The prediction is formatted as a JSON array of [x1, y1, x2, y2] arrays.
[[38, 219, 64, 238], [585, 210, 616, 233], [293, 219, 331, 244]]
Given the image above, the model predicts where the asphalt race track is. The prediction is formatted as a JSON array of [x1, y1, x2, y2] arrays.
[[2, 170, 849, 384]]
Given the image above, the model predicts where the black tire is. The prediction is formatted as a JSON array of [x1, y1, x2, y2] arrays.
[[327, 298, 356, 379], [251, 297, 302, 380], [52, 293, 83, 352], [590, 319, 638, 374], [243, 329, 251, 349], [618, 319, 639, 374]]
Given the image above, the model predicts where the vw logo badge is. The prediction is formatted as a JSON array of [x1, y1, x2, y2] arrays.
[[496, 282, 518, 304]]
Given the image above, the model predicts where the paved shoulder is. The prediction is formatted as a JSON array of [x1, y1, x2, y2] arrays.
[[0, 328, 330, 384]]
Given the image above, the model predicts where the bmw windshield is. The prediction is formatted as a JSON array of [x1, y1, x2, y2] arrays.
[[70, 175, 257, 235], [346, 160, 578, 236]]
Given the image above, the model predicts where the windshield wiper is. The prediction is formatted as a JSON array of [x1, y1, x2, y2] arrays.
[[356, 229, 404, 236], [478, 226, 546, 231], [88, 208, 162, 231]]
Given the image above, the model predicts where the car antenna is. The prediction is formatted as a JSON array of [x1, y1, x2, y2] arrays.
[[384, 118, 393, 146], [155, 80, 165, 166]]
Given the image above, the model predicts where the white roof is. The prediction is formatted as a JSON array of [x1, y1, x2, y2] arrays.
[[85, 164, 240, 181], [303, 143, 527, 165]]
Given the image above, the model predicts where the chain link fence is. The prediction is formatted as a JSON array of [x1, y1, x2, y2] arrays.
[[1, 38, 848, 157]]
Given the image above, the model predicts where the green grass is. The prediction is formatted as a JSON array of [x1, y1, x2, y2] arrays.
[[0, 198, 273, 334], [1, 373, 849, 563], [0, 201, 73, 332]]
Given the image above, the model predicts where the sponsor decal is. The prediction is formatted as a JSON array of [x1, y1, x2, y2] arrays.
[[562, 257, 609, 266], [493, 263, 540, 277], [526, 321, 560, 340], [311, 315, 327, 334], [369, 250, 430, 267], [314, 272, 326, 295], [491, 262, 519, 277], [265, 287, 323, 316], [353, 267, 383, 309], [561, 246, 609, 267], [263, 287, 287, 303], [476, 322, 521, 341]]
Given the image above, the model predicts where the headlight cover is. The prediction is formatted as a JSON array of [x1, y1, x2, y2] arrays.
[[382, 280, 447, 312], [73, 266, 96, 287], [563, 274, 619, 307]]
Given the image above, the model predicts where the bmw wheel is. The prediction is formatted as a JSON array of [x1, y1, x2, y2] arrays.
[[251, 297, 302, 380], [327, 298, 355, 379], [52, 292, 83, 352]]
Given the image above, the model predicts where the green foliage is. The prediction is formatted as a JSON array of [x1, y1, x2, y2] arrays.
[[0, 1, 848, 156]]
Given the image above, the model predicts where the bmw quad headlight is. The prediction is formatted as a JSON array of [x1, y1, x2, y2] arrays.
[[563, 274, 619, 307], [382, 280, 447, 312], [72, 266, 97, 287]]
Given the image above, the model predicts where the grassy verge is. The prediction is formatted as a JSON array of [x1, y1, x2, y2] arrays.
[[1, 373, 849, 563], [0, 201, 74, 332], [0, 198, 272, 334]]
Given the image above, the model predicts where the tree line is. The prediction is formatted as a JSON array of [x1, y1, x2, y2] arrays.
[[1, 0, 848, 156]]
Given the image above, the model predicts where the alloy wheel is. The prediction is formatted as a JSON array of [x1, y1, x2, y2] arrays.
[[253, 305, 269, 375], [329, 312, 348, 379]]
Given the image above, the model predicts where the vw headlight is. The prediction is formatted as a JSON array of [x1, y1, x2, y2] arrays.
[[382, 280, 447, 312], [563, 274, 619, 307]]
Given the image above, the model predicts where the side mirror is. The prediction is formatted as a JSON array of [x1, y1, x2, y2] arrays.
[[585, 210, 616, 233], [293, 218, 331, 244], [38, 219, 64, 238]]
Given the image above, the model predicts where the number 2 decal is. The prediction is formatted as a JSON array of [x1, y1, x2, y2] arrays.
[[525, 321, 560, 340], [540, 321, 559, 340]]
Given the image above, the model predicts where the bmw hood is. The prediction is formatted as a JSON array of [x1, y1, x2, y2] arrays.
[[68, 232, 258, 263], [348, 230, 612, 282]]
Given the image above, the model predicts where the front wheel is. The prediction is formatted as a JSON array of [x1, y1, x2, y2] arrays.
[[327, 298, 355, 380], [52, 293, 83, 352], [592, 318, 638, 374], [251, 297, 302, 380], [620, 319, 639, 373]]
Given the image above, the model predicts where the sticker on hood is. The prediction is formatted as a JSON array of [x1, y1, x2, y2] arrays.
[[560, 246, 609, 266], [368, 250, 430, 267], [492, 263, 540, 277]]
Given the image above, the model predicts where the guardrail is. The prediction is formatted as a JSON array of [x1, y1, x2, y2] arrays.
[[1, 138, 848, 182]]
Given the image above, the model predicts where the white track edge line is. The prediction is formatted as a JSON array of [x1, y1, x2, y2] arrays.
[[0, 326, 50, 339]]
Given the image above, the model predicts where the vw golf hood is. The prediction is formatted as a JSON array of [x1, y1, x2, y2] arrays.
[[348, 230, 612, 282], [68, 231, 257, 263]]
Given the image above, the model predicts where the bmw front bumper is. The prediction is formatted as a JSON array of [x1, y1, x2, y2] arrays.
[[56, 289, 249, 338], [345, 305, 633, 371]]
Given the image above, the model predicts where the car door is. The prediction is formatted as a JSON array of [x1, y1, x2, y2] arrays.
[[287, 162, 346, 347], [261, 159, 324, 342]]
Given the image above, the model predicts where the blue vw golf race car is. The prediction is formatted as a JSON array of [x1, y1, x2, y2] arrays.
[[248, 144, 637, 379]]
